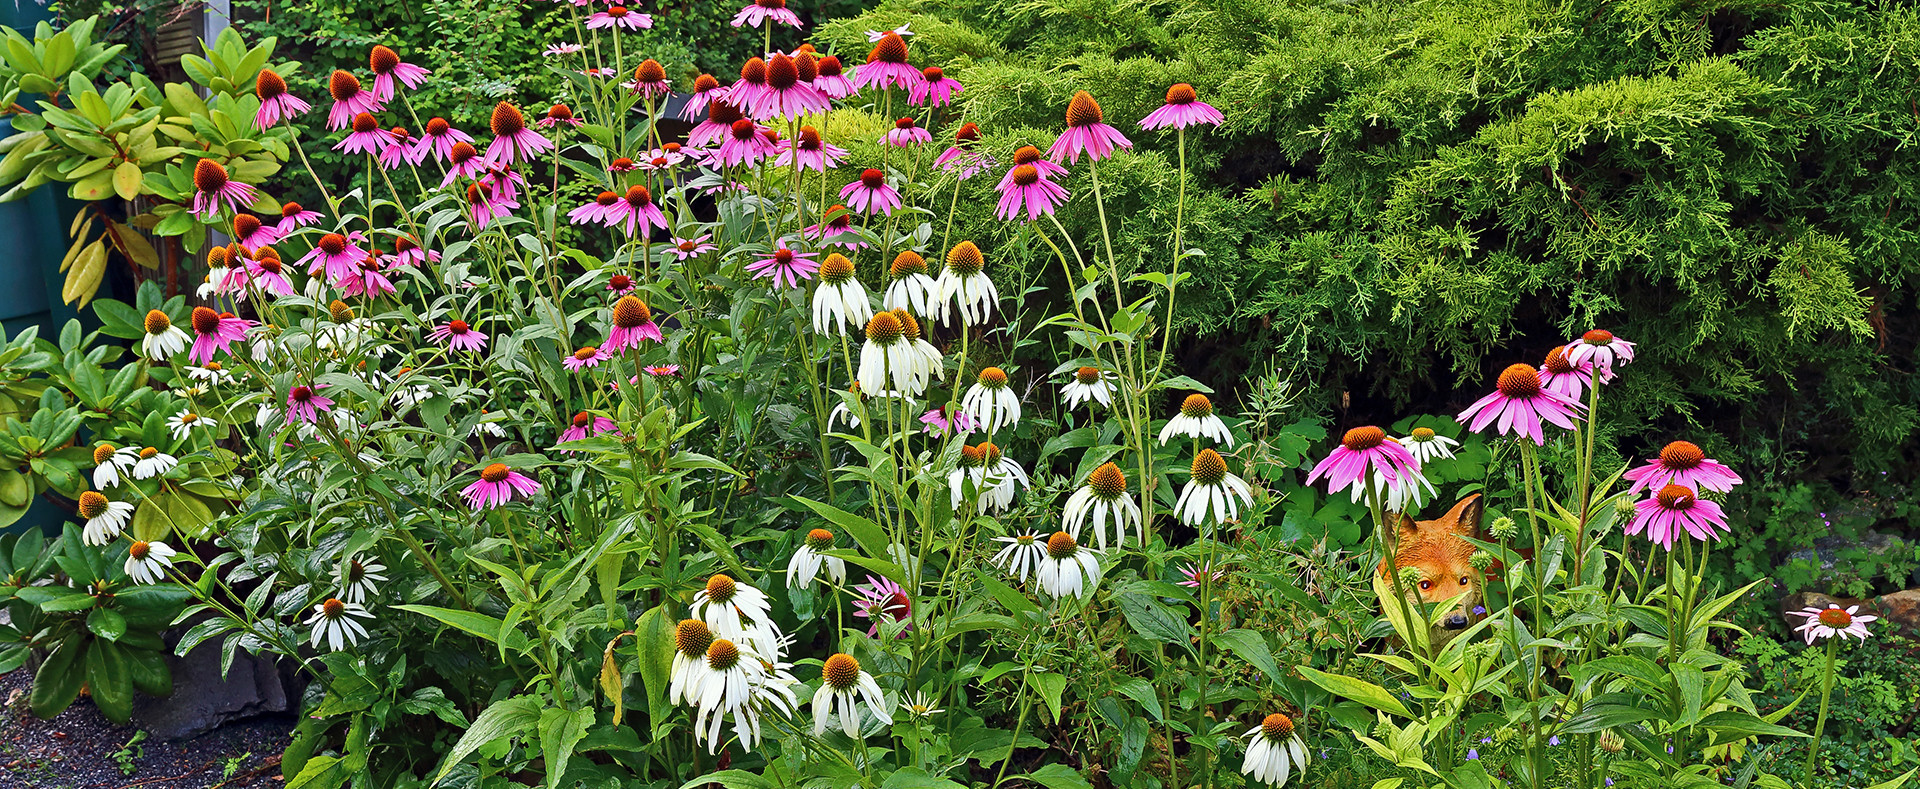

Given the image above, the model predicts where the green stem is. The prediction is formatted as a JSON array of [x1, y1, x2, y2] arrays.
[[1801, 638, 1839, 788]]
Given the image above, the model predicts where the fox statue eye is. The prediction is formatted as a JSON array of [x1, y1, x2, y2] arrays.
[[1459, 576, 1471, 586], [1418, 580, 1432, 591]]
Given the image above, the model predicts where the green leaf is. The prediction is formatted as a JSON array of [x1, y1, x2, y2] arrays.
[[394, 604, 532, 654], [1116, 590, 1191, 645], [538, 706, 593, 789], [1027, 671, 1067, 724], [85, 638, 133, 722], [1865, 768, 1917, 789], [790, 496, 890, 561], [1697, 711, 1808, 742], [880, 768, 968, 789], [434, 695, 542, 785], [86, 606, 127, 641], [633, 605, 675, 737], [1560, 704, 1665, 734], [675, 770, 773, 789], [1295, 665, 1412, 718], [285, 755, 347, 789], [112, 160, 141, 200], [1214, 629, 1281, 684], [29, 636, 86, 718], [1019, 763, 1095, 789]]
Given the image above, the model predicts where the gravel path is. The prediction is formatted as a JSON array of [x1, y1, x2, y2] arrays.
[[0, 668, 293, 789]]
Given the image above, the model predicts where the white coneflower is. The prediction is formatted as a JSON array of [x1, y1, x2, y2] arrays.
[[167, 408, 217, 441], [78, 491, 134, 546], [933, 241, 997, 325], [884, 250, 938, 315], [140, 310, 189, 361], [1401, 427, 1459, 464], [1036, 531, 1102, 600], [123, 540, 177, 584], [828, 382, 904, 431], [811, 253, 874, 336], [989, 532, 1047, 583], [786, 528, 847, 589], [1175, 449, 1255, 527], [1242, 713, 1309, 787], [811, 653, 892, 738], [857, 312, 918, 396], [335, 555, 388, 604], [91, 444, 138, 489], [306, 598, 374, 651], [132, 447, 177, 479], [948, 442, 1031, 514], [1349, 466, 1435, 513], [1061, 366, 1116, 410], [690, 638, 765, 753], [894, 310, 945, 394], [1064, 462, 1141, 550], [689, 574, 783, 659], [962, 366, 1021, 433], [669, 619, 715, 706], [900, 692, 944, 719], [391, 382, 435, 409], [185, 361, 236, 384], [1787, 603, 1878, 643], [470, 418, 508, 438], [1159, 394, 1235, 447]]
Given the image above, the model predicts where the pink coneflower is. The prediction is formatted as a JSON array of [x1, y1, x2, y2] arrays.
[[713, 118, 772, 168], [644, 364, 681, 377], [1457, 363, 1586, 445], [604, 185, 668, 237], [802, 205, 867, 249], [386, 236, 439, 268], [919, 404, 977, 438], [442, 142, 488, 185], [814, 55, 856, 99], [334, 113, 394, 156], [996, 164, 1069, 222], [299, 231, 367, 282], [1305, 426, 1420, 497], [244, 253, 296, 296], [326, 70, 383, 132], [1139, 83, 1224, 130], [1051, 91, 1132, 164], [753, 54, 829, 121], [638, 145, 687, 170], [841, 168, 903, 216], [484, 102, 554, 165], [543, 42, 583, 57], [586, 5, 653, 30], [462, 462, 541, 510], [1623, 441, 1744, 494], [681, 74, 727, 121], [1565, 329, 1636, 371], [285, 384, 335, 426], [746, 248, 820, 289], [666, 235, 717, 260], [564, 345, 609, 371], [413, 117, 474, 162], [855, 32, 921, 92], [231, 214, 279, 248], [1538, 345, 1611, 401], [538, 103, 583, 129], [558, 411, 619, 448], [852, 575, 911, 636], [689, 100, 744, 148], [190, 159, 259, 219], [605, 295, 664, 352], [884, 117, 931, 147], [730, 58, 771, 118], [253, 68, 311, 130], [187, 307, 251, 365], [430, 320, 488, 352], [732, 0, 801, 28], [909, 66, 962, 107], [1176, 562, 1225, 589], [367, 45, 430, 102], [1627, 484, 1729, 550], [935, 123, 993, 179], [774, 126, 846, 172], [277, 201, 323, 234], [339, 254, 397, 298], [465, 181, 519, 231], [1787, 603, 1877, 643], [378, 126, 425, 168], [570, 191, 621, 225], [997, 145, 1069, 189], [606, 274, 636, 295], [629, 60, 671, 99]]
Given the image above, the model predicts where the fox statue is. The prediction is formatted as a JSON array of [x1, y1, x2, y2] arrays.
[[1375, 494, 1487, 652]]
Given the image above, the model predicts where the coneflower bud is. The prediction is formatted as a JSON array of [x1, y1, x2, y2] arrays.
[[78, 491, 110, 518], [1469, 551, 1494, 571], [818, 55, 844, 77], [674, 619, 713, 657], [1613, 497, 1636, 518], [369, 45, 401, 75], [945, 241, 984, 276], [1165, 83, 1198, 105], [1494, 363, 1541, 398], [822, 653, 861, 689], [1659, 441, 1705, 469], [868, 32, 909, 65], [1396, 566, 1424, 588], [953, 122, 981, 146], [890, 250, 928, 279], [766, 54, 798, 90], [329, 300, 355, 322], [1045, 531, 1079, 559], [1191, 448, 1228, 485], [256, 68, 288, 100], [490, 102, 525, 137], [328, 70, 362, 101], [1261, 713, 1295, 740], [705, 574, 737, 603], [1181, 393, 1215, 419], [1088, 462, 1127, 499], [1065, 91, 1104, 128], [93, 444, 118, 464], [193, 158, 229, 193], [190, 307, 221, 335], [820, 253, 855, 284], [351, 113, 380, 133], [1341, 425, 1385, 450], [612, 295, 653, 328], [705, 638, 740, 671], [864, 312, 904, 344], [1598, 731, 1624, 754], [1489, 516, 1517, 540]]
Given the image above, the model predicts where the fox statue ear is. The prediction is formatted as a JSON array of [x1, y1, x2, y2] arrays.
[[1396, 511, 1419, 534], [1448, 494, 1485, 532]]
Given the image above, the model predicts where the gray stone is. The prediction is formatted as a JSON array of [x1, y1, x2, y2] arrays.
[[1784, 529, 1908, 573], [129, 625, 295, 741]]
